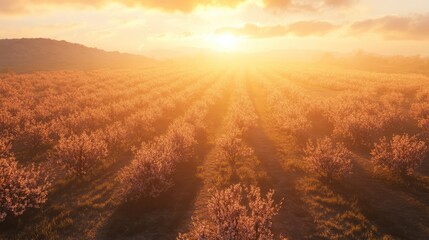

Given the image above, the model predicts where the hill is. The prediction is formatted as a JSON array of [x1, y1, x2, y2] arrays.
[[0, 38, 155, 72]]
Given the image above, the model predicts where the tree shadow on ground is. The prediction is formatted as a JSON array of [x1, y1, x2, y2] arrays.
[[325, 159, 429, 240], [99, 131, 209, 240]]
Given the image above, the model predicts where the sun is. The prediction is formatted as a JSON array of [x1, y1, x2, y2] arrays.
[[210, 33, 241, 52]]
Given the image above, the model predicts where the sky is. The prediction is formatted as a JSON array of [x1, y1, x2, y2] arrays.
[[0, 0, 429, 58]]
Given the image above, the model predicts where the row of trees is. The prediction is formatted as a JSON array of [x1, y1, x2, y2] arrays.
[[412, 89, 429, 138], [211, 77, 265, 187], [178, 184, 283, 240], [120, 122, 196, 198], [261, 71, 313, 139], [303, 134, 427, 180], [325, 92, 406, 146], [119, 77, 228, 199], [263, 66, 429, 147], [176, 68, 429, 239], [260, 68, 429, 180], [46, 73, 216, 180], [0, 64, 217, 148], [0, 67, 220, 222], [1, 136, 50, 222], [180, 78, 282, 238]]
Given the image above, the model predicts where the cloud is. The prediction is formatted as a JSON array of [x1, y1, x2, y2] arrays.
[[263, 0, 356, 12], [216, 21, 338, 38], [263, 0, 293, 9], [0, 0, 357, 14], [216, 24, 288, 38], [288, 21, 339, 36], [0, 0, 246, 14], [323, 0, 355, 7], [350, 14, 429, 40]]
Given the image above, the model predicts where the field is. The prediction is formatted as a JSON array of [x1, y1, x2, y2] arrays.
[[1, 60, 429, 240]]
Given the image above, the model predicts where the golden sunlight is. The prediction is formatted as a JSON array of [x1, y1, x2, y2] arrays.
[[2, 1, 429, 239], [209, 33, 241, 52]]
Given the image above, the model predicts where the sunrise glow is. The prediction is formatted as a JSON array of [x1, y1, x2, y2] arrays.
[[1, 0, 428, 57], [1, 1, 429, 239], [209, 34, 241, 52]]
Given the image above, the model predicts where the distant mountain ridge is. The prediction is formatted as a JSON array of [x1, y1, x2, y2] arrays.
[[0, 38, 155, 72]]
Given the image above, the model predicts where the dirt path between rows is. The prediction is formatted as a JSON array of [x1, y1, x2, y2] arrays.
[[245, 75, 316, 239]]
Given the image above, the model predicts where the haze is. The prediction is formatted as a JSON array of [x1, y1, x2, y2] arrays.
[[1, 0, 429, 58], [2, 1, 429, 240]]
